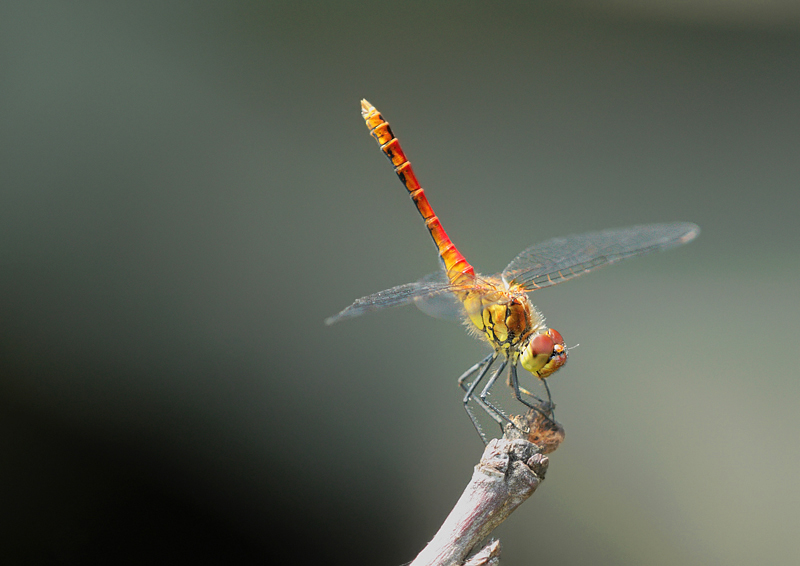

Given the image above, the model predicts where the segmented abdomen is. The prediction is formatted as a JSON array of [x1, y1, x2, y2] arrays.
[[361, 100, 475, 287]]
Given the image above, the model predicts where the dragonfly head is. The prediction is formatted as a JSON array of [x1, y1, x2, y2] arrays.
[[520, 328, 567, 379]]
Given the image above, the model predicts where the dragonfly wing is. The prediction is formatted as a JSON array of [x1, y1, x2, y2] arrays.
[[503, 222, 700, 290], [325, 277, 458, 325], [413, 271, 465, 321]]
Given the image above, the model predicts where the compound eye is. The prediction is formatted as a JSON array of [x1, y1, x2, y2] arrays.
[[530, 333, 556, 359], [548, 328, 565, 348], [542, 328, 568, 377], [520, 328, 568, 378], [520, 332, 555, 374]]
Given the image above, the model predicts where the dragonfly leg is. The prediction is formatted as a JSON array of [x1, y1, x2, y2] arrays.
[[460, 354, 508, 424], [476, 357, 513, 435], [509, 364, 556, 423], [515, 384, 544, 404], [542, 378, 554, 410], [506, 366, 544, 404], [457, 352, 494, 392], [458, 353, 508, 444]]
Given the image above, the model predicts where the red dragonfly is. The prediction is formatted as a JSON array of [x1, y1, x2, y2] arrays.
[[327, 100, 699, 439]]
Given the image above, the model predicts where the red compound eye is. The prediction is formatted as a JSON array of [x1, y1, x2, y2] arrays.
[[548, 328, 565, 348], [521, 328, 568, 377], [519, 328, 567, 379], [530, 333, 555, 358]]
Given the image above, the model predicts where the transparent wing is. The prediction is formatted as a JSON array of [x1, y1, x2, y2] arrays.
[[502, 222, 700, 290], [412, 271, 465, 321], [325, 274, 466, 325]]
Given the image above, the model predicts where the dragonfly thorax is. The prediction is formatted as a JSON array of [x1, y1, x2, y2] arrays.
[[458, 278, 568, 381], [462, 282, 544, 353]]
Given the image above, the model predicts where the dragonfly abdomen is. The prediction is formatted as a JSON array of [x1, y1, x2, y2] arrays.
[[361, 100, 475, 287]]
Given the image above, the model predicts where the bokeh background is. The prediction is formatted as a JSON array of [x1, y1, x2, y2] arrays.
[[2, 1, 799, 564]]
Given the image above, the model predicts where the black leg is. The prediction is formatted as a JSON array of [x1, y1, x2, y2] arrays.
[[542, 377, 554, 410], [477, 357, 513, 435], [458, 353, 497, 444], [509, 363, 556, 423], [508, 363, 537, 410], [458, 352, 494, 392]]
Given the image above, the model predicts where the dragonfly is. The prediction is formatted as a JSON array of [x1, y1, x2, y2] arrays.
[[327, 99, 699, 440]]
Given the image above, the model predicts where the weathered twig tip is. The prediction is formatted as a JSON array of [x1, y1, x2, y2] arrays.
[[505, 404, 565, 455], [409, 402, 565, 566]]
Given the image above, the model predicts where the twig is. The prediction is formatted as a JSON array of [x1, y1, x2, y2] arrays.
[[409, 407, 565, 566]]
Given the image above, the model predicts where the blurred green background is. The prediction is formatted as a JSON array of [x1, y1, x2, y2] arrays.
[[2, 1, 799, 564]]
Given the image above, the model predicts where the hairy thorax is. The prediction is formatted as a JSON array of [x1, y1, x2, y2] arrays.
[[458, 276, 545, 356]]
